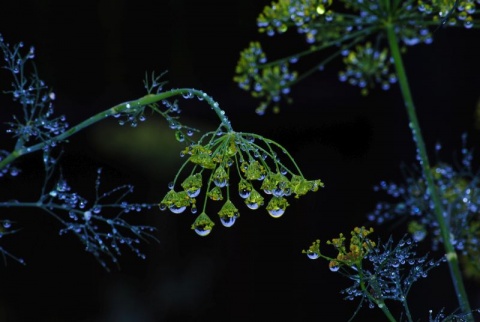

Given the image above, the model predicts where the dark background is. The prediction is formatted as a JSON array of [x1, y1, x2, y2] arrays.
[[0, 0, 480, 321]]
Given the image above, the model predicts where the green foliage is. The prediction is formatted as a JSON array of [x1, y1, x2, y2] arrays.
[[235, 0, 480, 114], [237, 0, 480, 320], [0, 34, 322, 269], [159, 129, 323, 235]]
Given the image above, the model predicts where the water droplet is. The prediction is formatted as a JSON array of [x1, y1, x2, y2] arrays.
[[187, 189, 201, 198], [329, 263, 340, 272], [239, 189, 251, 199], [268, 208, 285, 218], [272, 188, 285, 197], [307, 251, 319, 260], [3, 220, 11, 229], [83, 211, 92, 221], [194, 227, 211, 236], [175, 131, 185, 142], [169, 205, 186, 214], [214, 179, 227, 188], [246, 202, 259, 210], [220, 217, 236, 227]]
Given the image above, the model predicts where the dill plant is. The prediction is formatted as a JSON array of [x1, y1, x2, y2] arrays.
[[234, 0, 480, 320], [0, 34, 322, 271]]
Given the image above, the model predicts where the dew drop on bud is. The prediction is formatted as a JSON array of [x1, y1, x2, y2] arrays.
[[220, 217, 236, 227], [307, 251, 319, 260], [329, 263, 340, 272], [268, 208, 285, 218], [169, 205, 186, 214], [175, 131, 185, 142], [194, 227, 211, 236], [187, 189, 201, 198]]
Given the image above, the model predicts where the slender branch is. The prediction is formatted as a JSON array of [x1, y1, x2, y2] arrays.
[[0, 88, 232, 170], [385, 24, 473, 321]]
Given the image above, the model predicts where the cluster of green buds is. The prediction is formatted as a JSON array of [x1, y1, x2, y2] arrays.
[[235, 0, 480, 113], [233, 42, 297, 115], [159, 130, 323, 236], [339, 42, 397, 96], [419, 0, 479, 28], [303, 226, 376, 272]]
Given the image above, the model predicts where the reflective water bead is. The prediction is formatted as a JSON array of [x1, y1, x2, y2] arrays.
[[214, 179, 227, 188], [268, 208, 285, 218], [187, 189, 201, 198], [83, 211, 92, 221], [169, 205, 186, 214], [307, 251, 319, 260], [239, 189, 251, 199], [175, 131, 185, 142], [272, 188, 285, 197], [246, 202, 260, 210], [194, 227, 211, 236], [220, 216, 236, 227], [329, 262, 340, 272]]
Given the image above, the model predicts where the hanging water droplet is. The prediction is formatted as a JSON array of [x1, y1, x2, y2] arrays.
[[307, 251, 319, 260], [182, 92, 193, 99], [272, 188, 284, 197], [83, 211, 92, 221], [168, 182, 174, 189], [3, 220, 11, 229], [194, 227, 211, 236], [268, 208, 285, 218], [329, 263, 340, 272], [220, 216, 236, 227], [175, 131, 185, 142], [239, 189, 251, 199], [187, 189, 201, 198], [246, 202, 259, 210], [169, 205, 186, 214], [214, 179, 227, 188]]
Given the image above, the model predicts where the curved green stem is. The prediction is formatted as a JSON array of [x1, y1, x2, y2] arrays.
[[385, 24, 473, 320], [0, 88, 232, 171]]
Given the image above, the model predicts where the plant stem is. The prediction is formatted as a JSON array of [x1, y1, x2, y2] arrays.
[[0, 88, 232, 171], [385, 24, 473, 320], [359, 271, 397, 322]]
